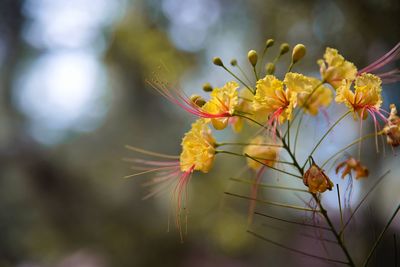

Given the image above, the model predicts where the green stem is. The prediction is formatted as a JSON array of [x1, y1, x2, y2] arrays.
[[222, 66, 255, 94], [321, 132, 377, 169], [217, 142, 282, 147], [229, 177, 308, 193], [236, 64, 253, 85], [294, 112, 305, 156], [225, 192, 318, 212], [303, 110, 351, 169], [287, 120, 291, 151], [363, 204, 400, 267], [253, 66, 259, 81], [239, 112, 356, 266], [313, 193, 356, 267]]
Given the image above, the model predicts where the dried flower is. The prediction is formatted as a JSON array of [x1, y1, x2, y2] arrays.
[[303, 164, 333, 194], [336, 157, 369, 180], [383, 104, 400, 147]]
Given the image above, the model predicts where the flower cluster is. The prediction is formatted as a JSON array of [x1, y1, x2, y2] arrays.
[[125, 40, 400, 239]]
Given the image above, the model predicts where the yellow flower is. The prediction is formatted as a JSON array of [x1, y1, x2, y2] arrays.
[[303, 164, 333, 194], [335, 73, 382, 119], [318, 48, 357, 89], [230, 88, 254, 132], [202, 81, 239, 130], [180, 119, 216, 173], [284, 73, 332, 115], [243, 136, 280, 170], [253, 75, 296, 124]]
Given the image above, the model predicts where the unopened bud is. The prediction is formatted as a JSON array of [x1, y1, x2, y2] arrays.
[[190, 95, 206, 107], [292, 44, 306, 64], [230, 59, 238, 66], [247, 50, 258, 67], [212, 57, 224, 67], [279, 43, 290, 55], [266, 39, 274, 48], [266, 62, 275, 74], [202, 82, 213, 92]]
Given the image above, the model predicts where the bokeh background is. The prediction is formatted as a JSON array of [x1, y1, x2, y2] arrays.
[[0, 0, 399, 266]]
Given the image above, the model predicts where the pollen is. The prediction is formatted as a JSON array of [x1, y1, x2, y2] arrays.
[[180, 119, 216, 173]]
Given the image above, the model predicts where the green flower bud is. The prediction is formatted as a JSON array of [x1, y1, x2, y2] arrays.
[[280, 43, 290, 55], [190, 95, 206, 107], [202, 82, 213, 92], [266, 62, 275, 74], [292, 44, 306, 64], [230, 59, 238, 66], [247, 50, 258, 67], [266, 39, 274, 48], [212, 57, 224, 67]]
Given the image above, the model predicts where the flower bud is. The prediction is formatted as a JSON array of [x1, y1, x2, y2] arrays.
[[247, 50, 258, 67], [230, 59, 238, 66], [265, 62, 275, 74], [190, 95, 206, 107], [279, 43, 290, 55], [212, 57, 224, 67], [303, 164, 333, 194], [291, 44, 306, 64], [202, 82, 213, 92], [266, 39, 274, 48]]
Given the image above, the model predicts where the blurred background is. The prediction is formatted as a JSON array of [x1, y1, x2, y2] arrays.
[[0, 0, 399, 266]]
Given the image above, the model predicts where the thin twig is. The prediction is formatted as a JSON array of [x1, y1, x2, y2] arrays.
[[255, 212, 331, 231], [224, 192, 319, 212], [340, 170, 391, 234], [363, 204, 400, 267], [247, 230, 349, 265]]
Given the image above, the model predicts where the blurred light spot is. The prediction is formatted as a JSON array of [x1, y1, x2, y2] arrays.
[[162, 0, 221, 52], [22, 0, 123, 49], [312, 1, 345, 42], [13, 51, 108, 145]]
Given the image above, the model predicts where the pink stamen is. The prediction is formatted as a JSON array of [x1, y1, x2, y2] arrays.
[[248, 166, 266, 225], [147, 80, 231, 119], [358, 42, 400, 84], [172, 166, 194, 239], [359, 42, 400, 74]]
